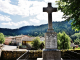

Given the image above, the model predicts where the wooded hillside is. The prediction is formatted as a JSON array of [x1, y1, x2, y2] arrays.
[[0, 21, 79, 36]]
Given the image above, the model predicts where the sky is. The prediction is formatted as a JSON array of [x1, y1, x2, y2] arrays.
[[0, 0, 65, 29]]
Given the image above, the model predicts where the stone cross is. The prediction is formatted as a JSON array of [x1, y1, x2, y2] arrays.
[[42, 3, 61, 60], [43, 3, 57, 31]]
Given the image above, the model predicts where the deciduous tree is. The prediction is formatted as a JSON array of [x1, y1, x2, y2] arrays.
[[56, 0, 80, 31], [57, 31, 71, 49], [0, 33, 5, 44], [31, 37, 41, 50]]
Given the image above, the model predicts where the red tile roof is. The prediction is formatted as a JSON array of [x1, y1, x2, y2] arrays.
[[4, 38, 12, 45]]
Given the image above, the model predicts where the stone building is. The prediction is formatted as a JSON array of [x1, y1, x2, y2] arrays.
[[22, 36, 35, 45], [4, 35, 45, 45], [4, 36, 23, 45], [4, 36, 13, 45]]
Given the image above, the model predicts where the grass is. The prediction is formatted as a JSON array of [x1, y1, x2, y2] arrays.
[[75, 47, 80, 49], [60, 47, 80, 51]]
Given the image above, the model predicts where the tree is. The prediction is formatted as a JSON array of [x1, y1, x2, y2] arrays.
[[56, 0, 80, 31], [0, 33, 5, 44], [57, 31, 71, 49], [31, 37, 41, 50], [74, 38, 80, 45], [40, 42, 44, 50], [70, 33, 80, 42]]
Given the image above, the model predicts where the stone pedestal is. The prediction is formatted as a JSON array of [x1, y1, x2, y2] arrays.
[[42, 32, 61, 60], [43, 49, 61, 60], [43, 3, 60, 60], [45, 32, 57, 49]]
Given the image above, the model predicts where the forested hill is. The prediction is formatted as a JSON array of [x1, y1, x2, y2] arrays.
[[0, 21, 79, 36]]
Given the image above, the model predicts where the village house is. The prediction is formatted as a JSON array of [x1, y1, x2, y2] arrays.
[[70, 40, 78, 49], [4, 35, 25, 45], [15, 35, 23, 45], [4, 36, 13, 45], [4, 35, 45, 45], [22, 36, 35, 45]]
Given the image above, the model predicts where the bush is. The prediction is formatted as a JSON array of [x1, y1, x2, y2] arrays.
[[57, 31, 71, 49], [40, 42, 44, 50], [31, 37, 41, 50], [0, 33, 5, 44], [31, 37, 45, 50]]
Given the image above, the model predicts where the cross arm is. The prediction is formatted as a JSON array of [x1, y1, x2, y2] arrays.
[[43, 7, 47, 12], [52, 8, 57, 12]]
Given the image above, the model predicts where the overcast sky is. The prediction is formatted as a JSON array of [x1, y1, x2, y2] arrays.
[[0, 0, 65, 29]]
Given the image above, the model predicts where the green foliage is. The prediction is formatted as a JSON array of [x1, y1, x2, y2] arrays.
[[70, 33, 80, 41], [39, 42, 44, 50], [56, 0, 80, 31], [31, 37, 41, 50], [74, 38, 80, 45], [31, 37, 45, 50], [0, 33, 5, 44], [57, 31, 71, 49], [76, 47, 80, 49]]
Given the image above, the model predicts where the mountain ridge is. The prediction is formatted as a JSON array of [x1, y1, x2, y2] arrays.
[[0, 21, 78, 36]]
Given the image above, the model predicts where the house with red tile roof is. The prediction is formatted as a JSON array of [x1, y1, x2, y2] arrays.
[[4, 37, 12, 45], [4, 35, 45, 46]]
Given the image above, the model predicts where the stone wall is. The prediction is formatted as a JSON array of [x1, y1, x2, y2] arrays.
[[61, 50, 80, 59], [1, 50, 42, 60], [1, 50, 26, 60], [28, 50, 42, 59], [1, 50, 80, 60]]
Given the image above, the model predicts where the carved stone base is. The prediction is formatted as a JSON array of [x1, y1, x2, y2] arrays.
[[45, 32, 57, 49], [47, 28, 54, 32], [43, 49, 61, 60]]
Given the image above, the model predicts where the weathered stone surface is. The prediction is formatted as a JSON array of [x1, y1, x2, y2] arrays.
[[45, 32, 57, 49], [43, 50, 61, 60], [1, 51, 26, 60], [42, 2, 61, 60], [43, 3, 57, 31]]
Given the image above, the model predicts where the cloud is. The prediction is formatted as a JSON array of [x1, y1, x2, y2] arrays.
[[36, 10, 65, 22], [0, 0, 47, 17], [0, 0, 29, 16], [36, 13, 47, 21], [0, 0, 65, 29], [44, 0, 57, 3], [1, 21, 30, 26], [0, 14, 11, 21], [30, 19, 40, 23], [52, 11, 65, 21], [0, 0, 59, 18]]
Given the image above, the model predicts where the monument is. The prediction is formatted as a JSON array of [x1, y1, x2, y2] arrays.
[[43, 3, 61, 60]]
